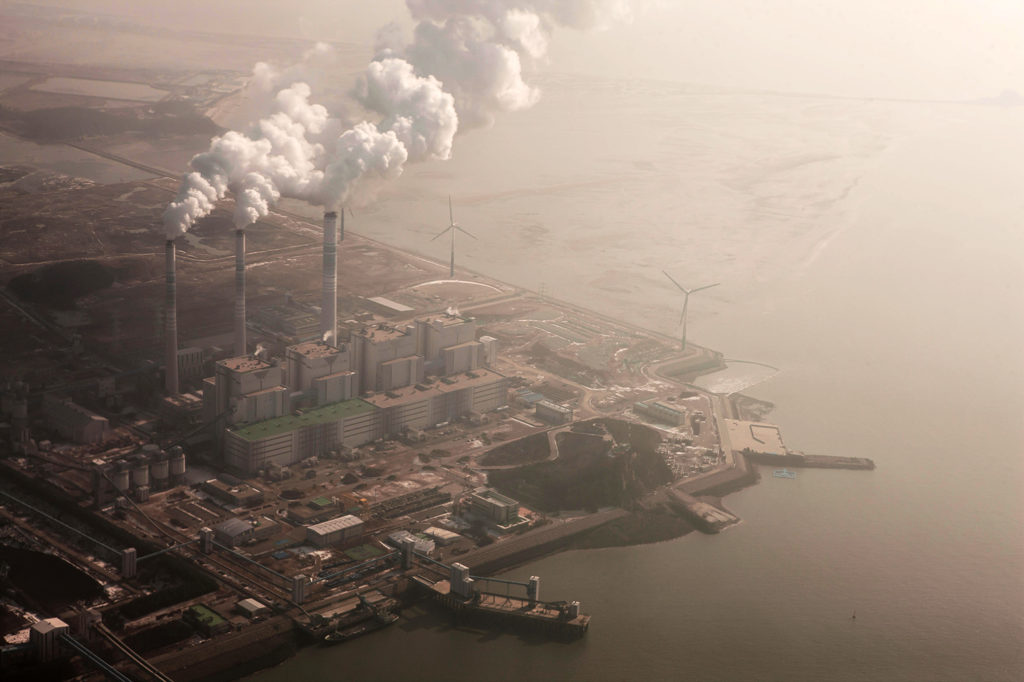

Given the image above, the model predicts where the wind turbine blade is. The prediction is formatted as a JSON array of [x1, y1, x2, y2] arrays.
[[431, 226, 452, 241], [690, 282, 720, 294], [678, 305, 686, 327], [449, 195, 454, 227], [456, 225, 478, 239], [662, 270, 686, 292]]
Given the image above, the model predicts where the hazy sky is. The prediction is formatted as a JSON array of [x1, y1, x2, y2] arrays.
[[29, 0, 1024, 100]]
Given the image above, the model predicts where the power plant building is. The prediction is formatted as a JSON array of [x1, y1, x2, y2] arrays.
[[205, 313, 507, 473], [416, 314, 478, 374], [43, 394, 109, 444], [363, 369, 509, 435], [255, 305, 320, 343], [203, 356, 287, 426], [222, 398, 382, 474], [177, 346, 206, 387], [352, 323, 421, 393], [285, 341, 356, 406]]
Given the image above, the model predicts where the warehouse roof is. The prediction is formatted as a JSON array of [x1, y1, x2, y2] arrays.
[[214, 517, 253, 537], [308, 514, 363, 536]]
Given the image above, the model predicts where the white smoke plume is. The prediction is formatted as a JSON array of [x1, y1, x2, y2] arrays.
[[163, 1, 632, 239], [385, 1, 631, 128], [318, 121, 408, 208], [164, 82, 330, 237], [357, 58, 457, 163]]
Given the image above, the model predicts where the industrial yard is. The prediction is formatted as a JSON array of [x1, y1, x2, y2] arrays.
[[0, 47, 873, 682]]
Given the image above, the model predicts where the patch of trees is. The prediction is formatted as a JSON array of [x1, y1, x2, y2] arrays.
[[488, 426, 671, 512], [8, 260, 115, 309], [478, 432, 549, 466]]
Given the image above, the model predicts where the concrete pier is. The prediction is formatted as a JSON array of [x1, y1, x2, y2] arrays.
[[744, 452, 876, 470], [665, 489, 739, 533]]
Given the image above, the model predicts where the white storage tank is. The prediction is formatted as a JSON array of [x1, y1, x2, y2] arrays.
[[150, 451, 169, 487], [112, 461, 130, 492], [131, 456, 150, 488], [169, 446, 186, 480]]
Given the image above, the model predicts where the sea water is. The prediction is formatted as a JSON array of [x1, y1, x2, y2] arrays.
[[253, 76, 1024, 681]]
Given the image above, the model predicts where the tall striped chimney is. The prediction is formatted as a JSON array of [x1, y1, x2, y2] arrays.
[[234, 228, 246, 355], [164, 239, 179, 395], [321, 211, 338, 346]]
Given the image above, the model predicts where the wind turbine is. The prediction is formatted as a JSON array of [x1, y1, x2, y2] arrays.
[[663, 270, 719, 351], [431, 196, 476, 278]]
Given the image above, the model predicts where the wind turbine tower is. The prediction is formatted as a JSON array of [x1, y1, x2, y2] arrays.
[[432, 196, 476, 278], [663, 270, 719, 351]]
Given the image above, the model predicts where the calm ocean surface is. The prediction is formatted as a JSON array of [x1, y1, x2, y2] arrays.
[[254, 75, 1024, 681]]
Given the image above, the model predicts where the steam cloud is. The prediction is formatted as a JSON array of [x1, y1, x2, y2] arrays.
[[163, 0, 632, 239]]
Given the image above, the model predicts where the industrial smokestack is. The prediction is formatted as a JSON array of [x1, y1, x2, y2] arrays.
[[235, 228, 247, 355], [321, 211, 338, 346], [165, 239, 179, 395]]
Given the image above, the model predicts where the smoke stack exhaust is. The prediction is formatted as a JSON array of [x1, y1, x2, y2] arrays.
[[322, 211, 338, 346], [235, 228, 247, 355], [165, 239, 179, 395]]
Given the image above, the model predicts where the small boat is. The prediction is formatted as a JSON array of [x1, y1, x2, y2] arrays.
[[773, 468, 796, 479], [323, 610, 398, 645]]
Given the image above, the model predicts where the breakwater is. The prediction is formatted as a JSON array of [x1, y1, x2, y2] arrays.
[[744, 452, 875, 470], [456, 508, 628, 575]]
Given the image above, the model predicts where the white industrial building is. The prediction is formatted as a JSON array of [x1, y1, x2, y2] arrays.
[[536, 400, 573, 425], [363, 369, 509, 435], [30, 618, 68, 662], [223, 398, 382, 474], [468, 487, 520, 525], [203, 356, 287, 426], [207, 313, 507, 473], [423, 526, 461, 546], [416, 314, 478, 374], [306, 514, 364, 547], [285, 340, 354, 404], [387, 530, 435, 554], [236, 598, 271, 619], [351, 323, 421, 393]]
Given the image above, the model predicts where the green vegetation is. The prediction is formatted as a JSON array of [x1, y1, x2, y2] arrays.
[[488, 419, 671, 512], [185, 604, 226, 630], [572, 509, 694, 549], [119, 572, 217, 620], [8, 260, 115, 309], [345, 544, 385, 561], [123, 619, 195, 654], [478, 432, 549, 466], [232, 399, 377, 441]]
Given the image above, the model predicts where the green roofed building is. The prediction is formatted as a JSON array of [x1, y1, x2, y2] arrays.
[[184, 604, 230, 636], [223, 398, 382, 474]]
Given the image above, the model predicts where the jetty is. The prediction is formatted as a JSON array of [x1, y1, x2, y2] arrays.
[[720, 419, 875, 471]]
